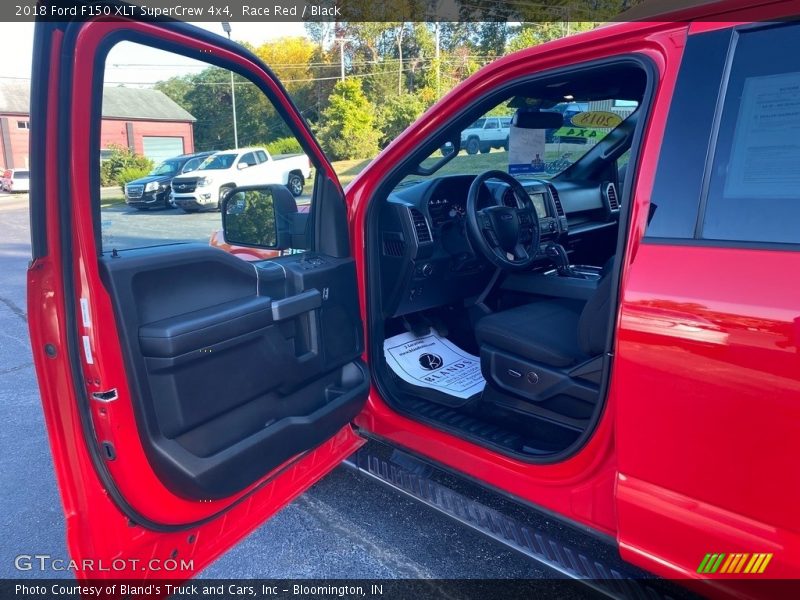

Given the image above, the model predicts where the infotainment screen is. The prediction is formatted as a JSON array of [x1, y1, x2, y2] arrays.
[[528, 192, 548, 218]]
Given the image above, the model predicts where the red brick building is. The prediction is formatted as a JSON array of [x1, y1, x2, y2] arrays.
[[0, 82, 196, 170]]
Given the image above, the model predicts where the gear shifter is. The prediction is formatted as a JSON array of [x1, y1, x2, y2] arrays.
[[544, 243, 577, 277]]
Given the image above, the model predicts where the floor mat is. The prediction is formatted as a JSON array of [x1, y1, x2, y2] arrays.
[[383, 329, 485, 400]]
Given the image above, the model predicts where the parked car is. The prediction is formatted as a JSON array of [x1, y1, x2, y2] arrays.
[[123, 151, 215, 210], [459, 116, 512, 154], [169, 147, 311, 213], [27, 2, 800, 596], [1, 168, 30, 193]]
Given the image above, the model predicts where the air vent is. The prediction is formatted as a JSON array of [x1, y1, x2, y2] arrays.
[[548, 184, 565, 216], [382, 233, 407, 257], [408, 208, 432, 243], [606, 183, 619, 211]]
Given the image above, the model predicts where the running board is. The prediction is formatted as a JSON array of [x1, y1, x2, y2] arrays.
[[344, 441, 685, 600]]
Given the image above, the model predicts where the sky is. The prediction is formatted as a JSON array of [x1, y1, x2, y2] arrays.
[[0, 21, 307, 85]]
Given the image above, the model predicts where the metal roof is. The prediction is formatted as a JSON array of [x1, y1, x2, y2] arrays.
[[0, 82, 195, 122]]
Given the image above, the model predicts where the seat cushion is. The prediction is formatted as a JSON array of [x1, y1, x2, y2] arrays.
[[475, 299, 587, 367]]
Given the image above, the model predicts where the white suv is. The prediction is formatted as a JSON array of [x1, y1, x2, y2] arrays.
[[459, 117, 512, 154]]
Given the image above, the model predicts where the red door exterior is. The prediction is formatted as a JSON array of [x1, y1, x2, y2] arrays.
[[614, 14, 800, 585]]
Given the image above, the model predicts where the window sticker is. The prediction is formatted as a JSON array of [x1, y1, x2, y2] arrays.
[[724, 72, 800, 199], [508, 126, 546, 175]]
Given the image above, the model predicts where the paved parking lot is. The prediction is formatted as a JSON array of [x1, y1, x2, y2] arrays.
[[0, 191, 572, 582]]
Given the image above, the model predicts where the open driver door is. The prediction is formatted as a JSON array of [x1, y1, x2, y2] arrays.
[[28, 12, 370, 579]]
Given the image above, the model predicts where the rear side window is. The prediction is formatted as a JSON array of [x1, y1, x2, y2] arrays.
[[645, 29, 731, 239], [181, 157, 203, 173], [701, 24, 800, 245], [256, 150, 268, 162], [239, 152, 257, 167]]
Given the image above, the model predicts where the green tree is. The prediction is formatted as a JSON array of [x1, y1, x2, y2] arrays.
[[508, 22, 597, 53], [377, 92, 426, 146], [316, 79, 380, 160]]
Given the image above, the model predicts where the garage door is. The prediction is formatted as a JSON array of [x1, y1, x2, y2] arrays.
[[142, 137, 184, 163]]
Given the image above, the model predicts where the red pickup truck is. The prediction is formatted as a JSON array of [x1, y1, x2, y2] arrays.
[[27, 1, 800, 597]]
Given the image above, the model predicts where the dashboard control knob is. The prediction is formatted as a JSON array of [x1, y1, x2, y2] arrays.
[[421, 263, 434, 277]]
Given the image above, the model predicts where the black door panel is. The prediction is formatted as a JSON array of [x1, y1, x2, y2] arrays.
[[100, 245, 367, 500]]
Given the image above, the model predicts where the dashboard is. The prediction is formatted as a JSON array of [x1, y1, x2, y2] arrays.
[[378, 174, 619, 318]]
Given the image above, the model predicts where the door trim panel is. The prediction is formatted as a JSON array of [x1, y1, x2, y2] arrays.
[[99, 245, 368, 500]]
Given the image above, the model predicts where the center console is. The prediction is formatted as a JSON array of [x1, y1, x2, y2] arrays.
[[501, 243, 601, 301]]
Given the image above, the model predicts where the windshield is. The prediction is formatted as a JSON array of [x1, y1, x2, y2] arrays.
[[198, 154, 237, 170], [149, 160, 181, 176], [13, 170, 29, 179], [400, 99, 639, 187]]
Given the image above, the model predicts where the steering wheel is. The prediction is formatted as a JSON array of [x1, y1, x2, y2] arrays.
[[466, 170, 541, 271]]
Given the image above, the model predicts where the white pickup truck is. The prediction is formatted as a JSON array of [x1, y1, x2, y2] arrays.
[[170, 146, 311, 212]]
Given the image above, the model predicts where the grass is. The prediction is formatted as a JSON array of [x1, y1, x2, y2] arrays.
[[332, 159, 373, 187], [100, 186, 126, 208]]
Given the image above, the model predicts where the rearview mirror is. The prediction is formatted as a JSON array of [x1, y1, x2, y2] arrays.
[[221, 187, 278, 248], [512, 110, 564, 130]]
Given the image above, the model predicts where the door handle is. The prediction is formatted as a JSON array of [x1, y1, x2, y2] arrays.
[[271, 289, 322, 321]]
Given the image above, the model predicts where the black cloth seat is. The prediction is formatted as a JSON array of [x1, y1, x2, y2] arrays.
[[475, 299, 587, 367], [475, 259, 615, 368]]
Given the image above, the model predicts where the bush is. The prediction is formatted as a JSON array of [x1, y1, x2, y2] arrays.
[[100, 144, 153, 187], [316, 79, 380, 161], [118, 167, 153, 192], [264, 137, 302, 156], [377, 93, 426, 147]]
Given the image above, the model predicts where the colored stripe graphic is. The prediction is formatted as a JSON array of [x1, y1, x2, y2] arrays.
[[698, 553, 726, 573], [758, 554, 773, 573], [709, 553, 773, 574]]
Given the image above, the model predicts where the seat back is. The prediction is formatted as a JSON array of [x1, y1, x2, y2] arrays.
[[577, 258, 615, 356]]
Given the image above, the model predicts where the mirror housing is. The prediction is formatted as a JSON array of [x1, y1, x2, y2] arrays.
[[221, 185, 304, 250], [413, 131, 461, 176]]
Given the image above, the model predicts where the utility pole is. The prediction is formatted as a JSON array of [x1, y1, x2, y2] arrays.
[[335, 37, 348, 82], [434, 22, 441, 98], [397, 23, 405, 95], [221, 22, 238, 149]]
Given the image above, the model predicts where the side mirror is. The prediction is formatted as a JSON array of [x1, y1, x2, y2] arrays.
[[221, 185, 301, 250], [237, 162, 249, 170], [221, 187, 278, 248]]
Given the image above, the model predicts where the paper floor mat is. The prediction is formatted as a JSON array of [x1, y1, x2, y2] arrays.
[[383, 329, 485, 400]]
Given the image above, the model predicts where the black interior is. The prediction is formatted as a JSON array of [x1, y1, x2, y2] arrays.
[[369, 60, 651, 460], [101, 242, 368, 500]]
